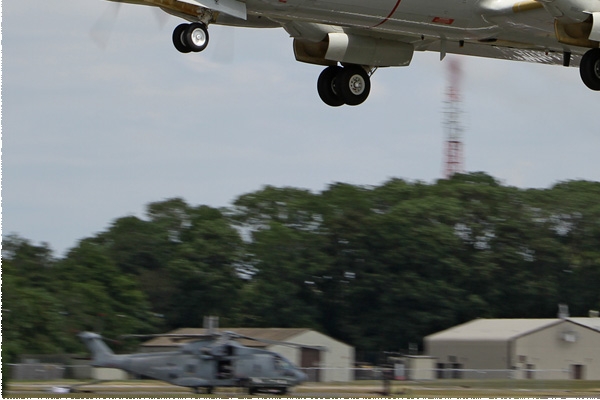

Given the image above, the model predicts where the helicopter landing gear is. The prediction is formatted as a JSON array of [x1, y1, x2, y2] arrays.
[[317, 64, 373, 107], [580, 48, 600, 91], [192, 386, 213, 394], [172, 22, 209, 53]]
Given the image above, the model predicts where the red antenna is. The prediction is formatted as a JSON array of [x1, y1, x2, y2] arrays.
[[443, 58, 465, 179]]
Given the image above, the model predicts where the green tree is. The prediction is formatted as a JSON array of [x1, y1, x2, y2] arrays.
[[52, 239, 155, 351], [236, 222, 328, 328], [160, 204, 245, 328], [2, 260, 66, 360], [3, 175, 599, 363]]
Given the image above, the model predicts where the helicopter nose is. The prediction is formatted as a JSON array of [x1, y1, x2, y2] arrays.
[[295, 370, 308, 384]]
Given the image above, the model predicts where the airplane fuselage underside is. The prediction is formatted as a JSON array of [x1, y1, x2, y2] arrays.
[[105, 0, 600, 105], [245, 0, 575, 52]]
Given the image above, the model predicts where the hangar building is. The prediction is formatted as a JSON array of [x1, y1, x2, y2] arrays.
[[424, 316, 600, 380]]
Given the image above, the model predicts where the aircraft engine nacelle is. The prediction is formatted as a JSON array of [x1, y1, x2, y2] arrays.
[[539, 0, 600, 22], [555, 12, 600, 47], [294, 33, 414, 67]]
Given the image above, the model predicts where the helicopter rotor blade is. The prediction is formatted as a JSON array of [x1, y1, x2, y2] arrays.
[[120, 330, 327, 351], [121, 333, 218, 338], [228, 332, 327, 351], [120, 333, 218, 343]]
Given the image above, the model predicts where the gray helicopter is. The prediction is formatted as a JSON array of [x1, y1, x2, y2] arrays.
[[79, 330, 309, 394]]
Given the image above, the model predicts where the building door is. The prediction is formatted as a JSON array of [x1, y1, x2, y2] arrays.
[[571, 364, 585, 380], [301, 348, 321, 382], [525, 364, 535, 379], [451, 363, 462, 379], [436, 363, 445, 379]]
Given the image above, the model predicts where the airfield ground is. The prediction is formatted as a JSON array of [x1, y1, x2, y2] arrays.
[[5, 379, 600, 398]]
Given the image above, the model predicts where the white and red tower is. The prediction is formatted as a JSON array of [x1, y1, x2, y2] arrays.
[[443, 58, 465, 179]]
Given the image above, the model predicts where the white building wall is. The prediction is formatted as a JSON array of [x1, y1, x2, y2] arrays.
[[427, 340, 509, 368], [514, 320, 600, 380], [92, 367, 128, 380], [404, 356, 436, 380], [271, 331, 354, 382]]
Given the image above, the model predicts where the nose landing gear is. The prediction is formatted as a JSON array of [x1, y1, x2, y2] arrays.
[[317, 65, 373, 107], [172, 22, 209, 53]]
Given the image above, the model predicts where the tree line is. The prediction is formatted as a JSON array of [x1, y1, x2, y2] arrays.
[[3, 172, 600, 364]]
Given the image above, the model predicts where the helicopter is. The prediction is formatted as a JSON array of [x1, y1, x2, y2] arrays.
[[78, 329, 310, 394]]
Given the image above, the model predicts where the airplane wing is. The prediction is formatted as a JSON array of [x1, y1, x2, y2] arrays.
[[419, 38, 583, 67], [104, 0, 247, 21]]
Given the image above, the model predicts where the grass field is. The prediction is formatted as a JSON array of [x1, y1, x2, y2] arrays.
[[5, 379, 600, 398]]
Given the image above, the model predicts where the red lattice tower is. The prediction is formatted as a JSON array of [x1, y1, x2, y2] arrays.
[[443, 58, 465, 179]]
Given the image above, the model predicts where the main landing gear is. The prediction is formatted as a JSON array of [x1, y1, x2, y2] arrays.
[[317, 65, 373, 107], [173, 22, 209, 53], [580, 48, 600, 91]]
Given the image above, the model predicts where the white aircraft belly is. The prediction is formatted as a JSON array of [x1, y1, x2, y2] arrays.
[[251, 0, 498, 35], [250, 0, 558, 48], [249, 0, 395, 25]]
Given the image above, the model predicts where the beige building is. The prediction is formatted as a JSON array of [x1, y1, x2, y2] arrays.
[[141, 327, 354, 382], [392, 355, 437, 380], [424, 317, 600, 380]]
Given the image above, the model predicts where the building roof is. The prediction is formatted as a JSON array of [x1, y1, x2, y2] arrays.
[[140, 327, 312, 348], [569, 318, 600, 332], [425, 317, 600, 342], [426, 319, 560, 341]]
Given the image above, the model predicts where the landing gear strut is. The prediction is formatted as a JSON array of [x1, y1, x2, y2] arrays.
[[172, 22, 209, 53], [317, 64, 372, 107], [580, 48, 600, 91]]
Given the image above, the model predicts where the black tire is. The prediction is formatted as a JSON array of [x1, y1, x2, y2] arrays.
[[172, 23, 191, 53], [337, 66, 371, 106], [580, 48, 600, 91], [185, 22, 209, 52], [317, 66, 345, 107]]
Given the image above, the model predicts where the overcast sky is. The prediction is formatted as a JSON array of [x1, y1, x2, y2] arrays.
[[3, 0, 599, 257]]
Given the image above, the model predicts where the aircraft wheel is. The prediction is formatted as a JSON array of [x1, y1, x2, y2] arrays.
[[317, 66, 345, 107], [185, 22, 209, 52], [337, 65, 371, 106], [172, 23, 191, 53], [580, 48, 600, 91]]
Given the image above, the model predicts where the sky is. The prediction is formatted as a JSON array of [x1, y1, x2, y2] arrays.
[[2, 0, 599, 257]]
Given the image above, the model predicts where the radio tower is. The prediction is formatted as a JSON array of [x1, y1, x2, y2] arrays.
[[443, 58, 465, 179]]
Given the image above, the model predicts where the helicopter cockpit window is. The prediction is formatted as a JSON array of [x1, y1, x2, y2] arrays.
[[274, 355, 293, 371]]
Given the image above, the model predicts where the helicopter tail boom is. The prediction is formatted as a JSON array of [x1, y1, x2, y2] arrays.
[[78, 332, 120, 368]]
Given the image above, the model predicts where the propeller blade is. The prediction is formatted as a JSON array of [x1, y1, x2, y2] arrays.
[[212, 26, 235, 64], [154, 7, 170, 29], [90, 2, 121, 49]]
